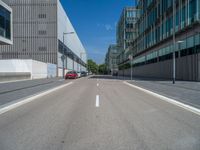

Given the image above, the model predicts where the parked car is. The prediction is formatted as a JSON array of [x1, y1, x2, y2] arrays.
[[65, 71, 78, 79], [77, 71, 81, 78], [81, 71, 87, 77]]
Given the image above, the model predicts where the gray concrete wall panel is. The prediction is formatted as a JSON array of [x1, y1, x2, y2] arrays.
[[119, 54, 200, 81], [0, 0, 58, 64]]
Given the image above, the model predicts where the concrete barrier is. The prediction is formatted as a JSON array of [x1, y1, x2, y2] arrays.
[[0, 59, 57, 82], [0, 72, 31, 82]]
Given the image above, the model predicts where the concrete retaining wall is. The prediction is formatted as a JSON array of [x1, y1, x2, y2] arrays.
[[0, 59, 57, 82], [0, 72, 31, 82], [31, 60, 47, 79]]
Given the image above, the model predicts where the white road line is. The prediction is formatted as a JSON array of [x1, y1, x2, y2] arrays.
[[0, 82, 73, 115], [96, 95, 100, 107], [124, 81, 200, 116], [97, 83, 99, 87]]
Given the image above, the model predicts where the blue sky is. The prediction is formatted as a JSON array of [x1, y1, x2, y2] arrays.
[[60, 0, 135, 64]]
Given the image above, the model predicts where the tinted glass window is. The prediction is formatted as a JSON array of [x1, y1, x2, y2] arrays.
[[67, 71, 73, 74], [0, 5, 11, 39]]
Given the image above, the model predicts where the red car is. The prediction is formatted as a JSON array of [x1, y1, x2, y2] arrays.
[[65, 71, 78, 79]]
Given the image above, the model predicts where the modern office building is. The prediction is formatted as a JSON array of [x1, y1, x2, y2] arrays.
[[105, 44, 121, 75], [0, 0, 87, 76], [0, 0, 12, 45], [119, 0, 200, 81], [117, 7, 137, 66]]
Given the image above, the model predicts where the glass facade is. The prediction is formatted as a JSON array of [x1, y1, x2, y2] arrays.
[[0, 5, 11, 40], [134, 0, 200, 54], [117, 7, 137, 49], [117, 7, 137, 66], [127, 0, 200, 68], [105, 45, 121, 73], [131, 33, 200, 67]]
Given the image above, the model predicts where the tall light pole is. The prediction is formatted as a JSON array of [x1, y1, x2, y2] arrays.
[[195, 32, 200, 80], [62, 32, 74, 78], [73, 56, 75, 71], [128, 54, 133, 81], [80, 52, 86, 72], [172, 0, 176, 84]]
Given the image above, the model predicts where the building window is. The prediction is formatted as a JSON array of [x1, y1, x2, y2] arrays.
[[38, 47, 47, 51], [38, 30, 47, 35], [38, 14, 46, 19], [0, 5, 11, 39]]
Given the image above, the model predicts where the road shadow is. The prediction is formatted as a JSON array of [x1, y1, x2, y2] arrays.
[[88, 75, 200, 91], [88, 75, 169, 82], [88, 75, 124, 80]]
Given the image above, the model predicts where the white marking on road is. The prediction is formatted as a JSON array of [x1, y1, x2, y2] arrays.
[[97, 83, 99, 87], [124, 81, 200, 116], [96, 95, 100, 107], [0, 82, 73, 115]]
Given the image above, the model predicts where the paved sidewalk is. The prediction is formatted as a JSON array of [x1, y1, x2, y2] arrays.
[[0, 78, 68, 106], [127, 79, 200, 109], [0, 78, 61, 94]]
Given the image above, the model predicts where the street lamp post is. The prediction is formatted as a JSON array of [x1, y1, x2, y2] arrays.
[[172, 0, 176, 84], [73, 56, 75, 70], [195, 32, 200, 80], [172, 0, 185, 84], [128, 54, 133, 81], [80, 52, 86, 72], [62, 32, 74, 79]]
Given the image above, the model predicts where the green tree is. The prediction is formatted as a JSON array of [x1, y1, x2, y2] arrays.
[[87, 59, 98, 74], [98, 64, 107, 75]]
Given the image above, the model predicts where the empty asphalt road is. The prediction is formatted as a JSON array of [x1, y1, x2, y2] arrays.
[[0, 76, 199, 150]]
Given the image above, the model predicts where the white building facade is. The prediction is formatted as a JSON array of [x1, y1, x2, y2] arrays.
[[57, 2, 87, 76], [0, 0, 87, 76]]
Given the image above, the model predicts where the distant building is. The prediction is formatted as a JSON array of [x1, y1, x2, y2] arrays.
[[0, 0, 87, 76], [105, 44, 121, 75], [116, 7, 137, 67], [0, 0, 12, 45]]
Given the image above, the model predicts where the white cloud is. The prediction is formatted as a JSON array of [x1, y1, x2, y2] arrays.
[[105, 24, 113, 31], [97, 23, 114, 31]]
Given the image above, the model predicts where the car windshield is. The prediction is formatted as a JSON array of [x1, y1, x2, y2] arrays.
[[67, 71, 75, 74]]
